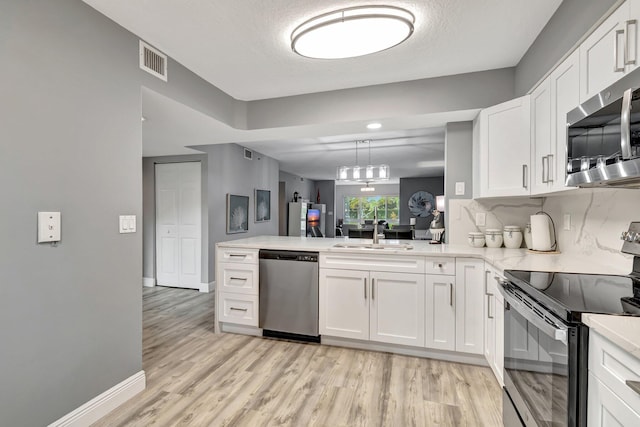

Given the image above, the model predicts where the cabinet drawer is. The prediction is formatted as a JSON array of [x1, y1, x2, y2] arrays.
[[425, 257, 456, 275], [589, 332, 640, 412], [217, 247, 259, 264], [219, 293, 258, 326], [219, 263, 258, 295], [588, 372, 640, 427], [320, 253, 425, 274]]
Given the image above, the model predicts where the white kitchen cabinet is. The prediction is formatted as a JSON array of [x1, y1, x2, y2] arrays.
[[319, 268, 369, 340], [530, 77, 553, 195], [216, 247, 260, 329], [477, 95, 531, 197], [588, 331, 640, 427], [455, 259, 485, 355], [484, 264, 504, 386], [319, 267, 425, 347], [549, 50, 580, 193], [425, 274, 456, 351], [579, 1, 635, 103], [370, 271, 425, 347]]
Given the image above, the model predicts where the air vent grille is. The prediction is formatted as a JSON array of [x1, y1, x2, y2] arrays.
[[244, 148, 253, 160], [139, 41, 167, 81]]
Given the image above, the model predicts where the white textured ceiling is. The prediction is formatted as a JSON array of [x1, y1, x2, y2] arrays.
[[90, 0, 562, 180], [83, 0, 562, 101]]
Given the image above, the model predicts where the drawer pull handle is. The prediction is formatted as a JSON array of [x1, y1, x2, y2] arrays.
[[437, 263, 443, 268], [230, 307, 248, 312], [229, 254, 247, 258], [229, 277, 247, 281], [626, 380, 640, 395]]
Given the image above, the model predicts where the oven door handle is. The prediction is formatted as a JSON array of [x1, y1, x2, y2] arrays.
[[501, 286, 568, 345]]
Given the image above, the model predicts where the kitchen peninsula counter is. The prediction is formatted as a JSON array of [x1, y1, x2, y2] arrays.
[[216, 235, 630, 276]]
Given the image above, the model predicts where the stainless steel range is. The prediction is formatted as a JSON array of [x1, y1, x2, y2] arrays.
[[499, 222, 640, 427]]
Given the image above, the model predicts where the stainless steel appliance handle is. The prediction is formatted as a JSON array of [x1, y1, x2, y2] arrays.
[[626, 20, 637, 65], [615, 29, 625, 72], [522, 164, 528, 189], [626, 380, 640, 395], [547, 154, 554, 182], [500, 284, 568, 345], [622, 88, 633, 159]]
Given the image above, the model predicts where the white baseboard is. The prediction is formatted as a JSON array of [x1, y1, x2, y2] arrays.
[[142, 277, 155, 287], [199, 280, 215, 293], [49, 370, 146, 427]]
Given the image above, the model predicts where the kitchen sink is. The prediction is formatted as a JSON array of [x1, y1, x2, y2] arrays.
[[332, 241, 414, 250]]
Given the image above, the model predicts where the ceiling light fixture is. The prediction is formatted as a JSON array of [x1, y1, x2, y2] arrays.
[[337, 140, 390, 184], [366, 122, 382, 130], [291, 6, 415, 59]]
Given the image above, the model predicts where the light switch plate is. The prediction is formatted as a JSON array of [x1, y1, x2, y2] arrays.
[[119, 215, 136, 233], [38, 212, 61, 243], [455, 182, 465, 196], [475, 212, 486, 227]]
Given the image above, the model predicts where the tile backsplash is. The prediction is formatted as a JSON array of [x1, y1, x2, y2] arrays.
[[448, 188, 640, 273]]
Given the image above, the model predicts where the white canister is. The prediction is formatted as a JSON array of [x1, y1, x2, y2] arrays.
[[468, 232, 485, 248], [485, 229, 503, 248], [524, 223, 533, 249], [503, 226, 523, 249]]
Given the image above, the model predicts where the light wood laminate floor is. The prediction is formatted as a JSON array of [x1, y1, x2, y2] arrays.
[[93, 286, 502, 426]]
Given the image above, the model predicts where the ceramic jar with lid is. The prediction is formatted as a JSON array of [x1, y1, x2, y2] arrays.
[[468, 232, 485, 248], [503, 225, 523, 249], [485, 229, 503, 248]]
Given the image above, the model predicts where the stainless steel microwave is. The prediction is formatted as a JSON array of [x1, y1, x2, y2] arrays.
[[566, 70, 640, 188]]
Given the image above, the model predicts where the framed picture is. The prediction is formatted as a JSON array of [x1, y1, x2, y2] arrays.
[[255, 189, 271, 222], [226, 194, 249, 234]]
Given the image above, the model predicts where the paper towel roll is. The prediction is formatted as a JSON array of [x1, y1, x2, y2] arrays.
[[530, 214, 553, 251]]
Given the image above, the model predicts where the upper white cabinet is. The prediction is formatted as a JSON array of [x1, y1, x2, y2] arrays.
[[530, 77, 553, 195], [579, 1, 638, 103], [476, 95, 531, 198]]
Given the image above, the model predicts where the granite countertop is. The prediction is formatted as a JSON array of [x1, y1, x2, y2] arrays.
[[217, 235, 630, 275], [583, 314, 640, 360]]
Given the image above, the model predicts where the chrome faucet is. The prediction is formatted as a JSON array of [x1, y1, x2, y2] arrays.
[[373, 207, 379, 244]]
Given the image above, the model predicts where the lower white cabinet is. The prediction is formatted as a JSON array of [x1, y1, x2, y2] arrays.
[[588, 331, 640, 426], [484, 265, 504, 386], [216, 247, 260, 329], [425, 274, 456, 350], [319, 268, 425, 347], [455, 259, 485, 355]]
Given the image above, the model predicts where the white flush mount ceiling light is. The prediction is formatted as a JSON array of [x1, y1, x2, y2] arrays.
[[291, 6, 415, 59], [366, 122, 382, 130]]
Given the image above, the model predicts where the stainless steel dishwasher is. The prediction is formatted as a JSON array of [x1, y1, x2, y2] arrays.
[[259, 250, 320, 342]]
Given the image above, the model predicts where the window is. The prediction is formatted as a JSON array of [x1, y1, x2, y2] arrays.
[[343, 195, 399, 225]]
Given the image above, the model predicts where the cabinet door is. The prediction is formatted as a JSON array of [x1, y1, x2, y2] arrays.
[[478, 95, 531, 197], [588, 373, 640, 427], [580, 2, 629, 103], [319, 268, 369, 340], [484, 268, 496, 370], [549, 50, 580, 193], [370, 271, 425, 347], [455, 259, 485, 355], [425, 275, 456, 351], [530, 77, 553, 195], [494, 295, 505, 387]]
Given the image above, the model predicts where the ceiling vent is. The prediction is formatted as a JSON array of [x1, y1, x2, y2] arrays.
[[244, 148, 253, 160], [139, 41, 167, 81]]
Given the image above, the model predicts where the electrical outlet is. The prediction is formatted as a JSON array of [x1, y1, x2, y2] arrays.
[[563, 214, 571, 231], [475, 212, 486, 226]]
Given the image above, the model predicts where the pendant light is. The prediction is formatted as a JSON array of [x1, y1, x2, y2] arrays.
[[336, 140, 390, 183]]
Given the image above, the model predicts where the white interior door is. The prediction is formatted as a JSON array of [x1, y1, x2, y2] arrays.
[[155, 162, 201, 289]]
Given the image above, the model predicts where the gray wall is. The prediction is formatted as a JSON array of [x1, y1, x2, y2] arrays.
[[247, 68, 516, 129], [399, 177, 445, 229], [515, 0, 619, 95], [313, 180, 336, 237], [335, 183, 400, 225], [199, 144, 279, 280], [279, 170, 316, 203], [142, 154, 209, 283], [445, 122, 473, 202]]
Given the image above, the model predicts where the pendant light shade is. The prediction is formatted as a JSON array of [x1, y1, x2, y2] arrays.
[[336, 140, 390, 183], [291, 6, 415, 59]]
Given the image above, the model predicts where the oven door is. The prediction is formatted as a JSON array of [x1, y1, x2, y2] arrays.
[[501, 284, 580, 427]]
